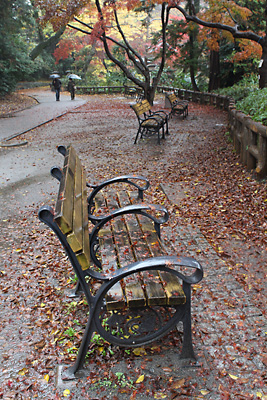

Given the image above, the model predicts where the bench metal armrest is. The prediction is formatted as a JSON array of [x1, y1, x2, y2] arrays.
[[87, 175, 150, 222], [90, 204, 169, 267], [150, 110, 168, 119], [140, 115, 164, 125], [87, 256, 203, 287]]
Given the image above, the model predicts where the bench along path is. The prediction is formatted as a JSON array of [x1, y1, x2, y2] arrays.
[[166, 92, 189, 119], [130, 99, 169, 144], [38, 145, 203, 379]]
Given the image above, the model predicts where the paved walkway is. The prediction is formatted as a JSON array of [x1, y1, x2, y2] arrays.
[[0, 88, 87, 142]]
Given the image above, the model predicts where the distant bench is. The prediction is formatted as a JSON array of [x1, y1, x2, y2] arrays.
[[166, 93, 189, 119], [124, 85, 144, 101], [38, 145, 203, 378], [130, 99, 169, 144]]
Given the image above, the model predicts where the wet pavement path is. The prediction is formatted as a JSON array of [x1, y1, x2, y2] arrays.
[[0, 88, 86, 142]]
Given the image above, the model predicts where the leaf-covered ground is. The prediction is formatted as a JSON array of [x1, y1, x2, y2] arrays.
[[0, 94, 266, 399], [0, 93, 38, 118]]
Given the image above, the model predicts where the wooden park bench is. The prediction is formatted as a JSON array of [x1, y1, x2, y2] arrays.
[[130, 99, 169, 144], [38, 145, 203, 379], [166, 93, 189, 119], [124, 85, 144, 101]]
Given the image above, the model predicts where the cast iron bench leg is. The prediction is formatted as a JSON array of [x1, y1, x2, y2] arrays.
[[180, 282, 196, 360], [68, 281, 83, 298], [134, 127, 141, 144], [64, 305, 97, 378]]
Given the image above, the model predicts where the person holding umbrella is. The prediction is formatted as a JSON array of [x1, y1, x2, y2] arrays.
[[67, 74, 81, 100], [51, 74, 61, 101], [67, 77, 76, 100]]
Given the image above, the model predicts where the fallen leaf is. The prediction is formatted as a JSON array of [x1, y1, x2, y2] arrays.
[[133, 347, 147, 356], [154, 393, 167, 399], [18, 368, 28, 376], [136, 374, 145, 384], [229, 374, 238, 380], [200, 389, 210, 395], [171, 378, 185, 389], [162, 367, 172, 372]]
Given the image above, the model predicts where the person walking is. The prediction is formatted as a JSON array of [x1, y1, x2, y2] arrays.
[[52, 77, 61, 101], [67, 78, 76, 100]]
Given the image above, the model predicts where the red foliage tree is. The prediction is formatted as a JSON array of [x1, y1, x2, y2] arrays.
[[36, 0, 171, 103], [171, 0, 266, 88]]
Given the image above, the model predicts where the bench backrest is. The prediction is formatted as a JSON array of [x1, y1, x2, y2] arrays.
[[130, 99, 151, 118], [167, 93, 177, 104], [54, 145, 91, 270]]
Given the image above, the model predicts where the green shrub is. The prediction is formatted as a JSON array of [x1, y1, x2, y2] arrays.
[[214, 74, 267, 126], [215, 74, 258, 102], [236, 88, 267, 125]]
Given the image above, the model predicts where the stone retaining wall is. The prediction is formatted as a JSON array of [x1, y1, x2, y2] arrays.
[[158, 86, 267, 178]]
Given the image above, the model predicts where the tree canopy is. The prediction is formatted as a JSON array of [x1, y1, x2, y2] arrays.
[[1, 0, 266, 95], [0, 0, 36, 93], [35, 0, 174, 102], [0, 0, 64, 94], [171, 0, 265, 88]]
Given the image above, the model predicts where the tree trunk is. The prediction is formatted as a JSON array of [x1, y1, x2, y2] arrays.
[[189, 64, 200, 92], [188, 0, 200, 92], [208, 50, 220, 91], [144, 78, 154, 105]]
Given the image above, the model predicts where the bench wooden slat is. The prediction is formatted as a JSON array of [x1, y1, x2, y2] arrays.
[[123, 212, 167, 306], [158, 271, 186, 305], [55, 148, 76, 233], [141, 119, 160, 127], [117, 191, 167, 306], [67, 155, 83, 251], [114, 222, 146, 308], [98, 225, 126, 310], [97, 190, 128, 309], [168, 93, 176, 102], [138, 218, 186, 305], [104, 195, 146, 308], [121, 191, 186, 306], [77, 170, 91, 270], [97, 189, 148, 309]]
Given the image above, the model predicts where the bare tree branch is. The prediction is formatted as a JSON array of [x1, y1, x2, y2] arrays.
[[172, 4, 264, 45], [113, 8, 147, 74]]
